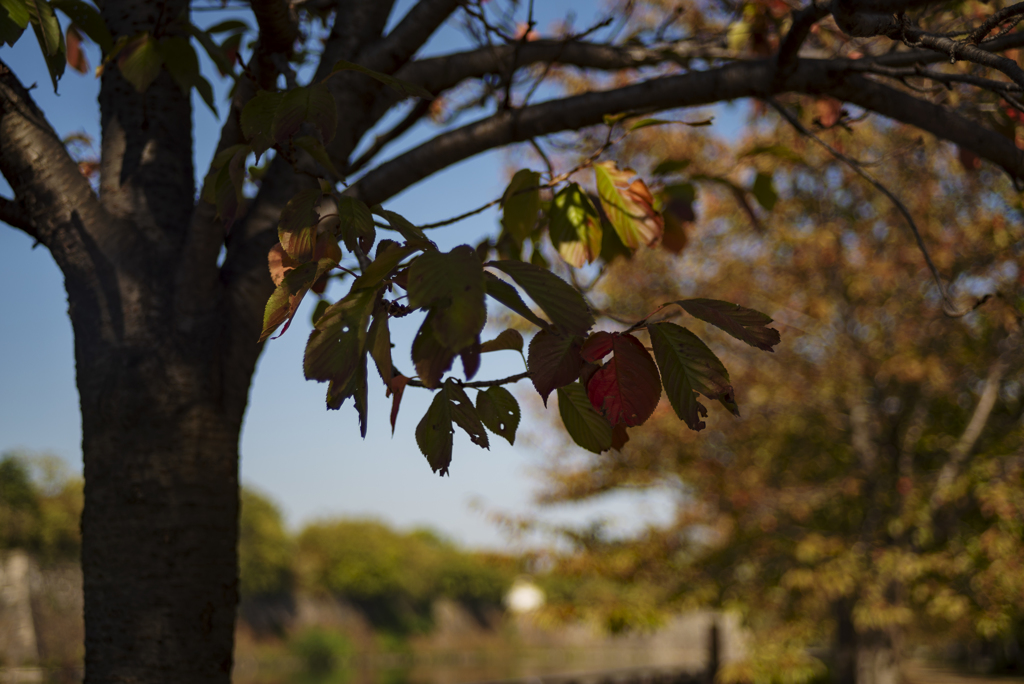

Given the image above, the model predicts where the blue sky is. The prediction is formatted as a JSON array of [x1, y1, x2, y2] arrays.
[[0, 1, 705, 548]]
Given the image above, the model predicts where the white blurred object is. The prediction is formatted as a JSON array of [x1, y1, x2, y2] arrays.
[[505, 577, 545, 614]]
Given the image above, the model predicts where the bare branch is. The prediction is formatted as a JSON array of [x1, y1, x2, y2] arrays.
[[774, 1, 832, 83], [408, 371, 529, 389], [930, 334, 1021, 510], [901, 25, 1024, 90], [361, 0, 467, 73], [347, 99, 433, 175], [0, 195, 35, 237], [348, 57, 1024, 206]]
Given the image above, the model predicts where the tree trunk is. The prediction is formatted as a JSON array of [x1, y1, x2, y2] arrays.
[[77, 342, 242, 683], [833, 600, 901, 684]]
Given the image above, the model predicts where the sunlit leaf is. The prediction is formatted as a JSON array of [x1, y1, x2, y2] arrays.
[[528, 330, 583, 406], [278, 188, 322, 262], [648, 322, 738, 431], [0, 0, 31, 47], [584, 332, 661, 427], [330, 58, 433, 99], [260, 261, 317, 343], [549, 183, 602, 268], [501, 169, 541, 244], [118, 33, 162, 93], [488, 260, 594, 336], [268, 242, 300, 286], [480, 329, 523, 354], [594, 161, 664, 250], [476, 386, 520, 445], [336, 196, 375, 252], [557, 382, 613, 454], [674, 299, 781, 351]]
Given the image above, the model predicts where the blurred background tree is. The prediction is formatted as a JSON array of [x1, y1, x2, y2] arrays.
[[0, 451, 82, 562], [529, 105, 1024, 683]]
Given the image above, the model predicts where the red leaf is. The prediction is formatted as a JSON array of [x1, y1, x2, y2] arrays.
[[611, 423, 630, 451], [528, 330, 583, 406], [581, 331, 615, 362], [66, 26, 89, 74], [585, 333, 661, 427], [389, 374, 409, 434]]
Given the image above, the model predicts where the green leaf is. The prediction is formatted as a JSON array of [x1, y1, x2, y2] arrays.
[[157, 35, 198, 89], [412, 313, 454, 389], [594, 161, 664, 250], [311, 299, 329, 326], [0, 0, 31, 47], [352, 241, 417, 290], [407, 246, 485, 352], [241, 90, 283, 160], [50, 0, 109, 52], [651, 158, 691, 176], [278, 188, 322, 262], [528, 330, 583, 406], [549, 183, 602, 268], [187, 21, 233, 76], [483, 272, 550, 331], [416, 388, 454, 476], [648, 322, 738, 432], [260, 261, 317, 343], [476, 386, 520, 446], [27, 0, 64, 90], [500, 169, 541, 244], [367, 310, 392, 384], [272, 83, 337, 145], [446, 379, 488, 449], [325, 352, 368, 436], [628, 118, 711, 131], [336, 196, 375, 252], [584, 333, 662, 428], [329, 58, 433, 99], [294, 135, 342, 180], [673, 299, 781, 351], [752, 171, 778, 211], [303, 286, 377, 384], [118, 33, 162, 93], [740, 144, 805, 164], [557, 382, 613, 454], [480, 329, 523, 354], [372, 207, 428, 242], [488, 260, 594, 336]]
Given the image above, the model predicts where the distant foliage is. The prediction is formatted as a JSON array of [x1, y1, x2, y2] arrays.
[[238, 488, 294, 597], [0, 451, 82, 562], [295, 519, 516, 633]]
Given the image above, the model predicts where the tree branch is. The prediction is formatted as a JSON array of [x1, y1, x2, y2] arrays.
[[0, 195, 35, 237], [348, 57, 1024, 206], [929, 334, 1021, 510], [0, 58, 122, 340]]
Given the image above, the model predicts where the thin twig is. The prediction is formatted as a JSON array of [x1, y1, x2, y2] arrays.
[[766, 97, 970, 317], [408, 371, 530, 389]]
